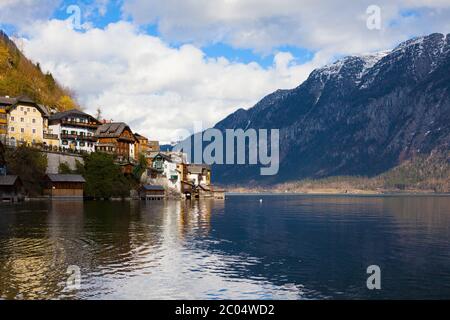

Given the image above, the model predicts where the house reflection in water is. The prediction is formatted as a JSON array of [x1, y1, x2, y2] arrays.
[[178, 199, 223, 238], [0, 199, 224, 299]]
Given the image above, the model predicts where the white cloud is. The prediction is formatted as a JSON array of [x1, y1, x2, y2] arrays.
[[0, 0, 61, 27], [122, 0, 450, 54], [20, 20, 326, 142], [7, 1, 450, 142]]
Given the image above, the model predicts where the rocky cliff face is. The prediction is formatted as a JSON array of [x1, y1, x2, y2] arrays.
[[211, 33, 450, 184]]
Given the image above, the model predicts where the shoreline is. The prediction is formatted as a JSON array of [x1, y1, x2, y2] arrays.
[[222, 187, 450, 196], [226, 191, 450, 197]]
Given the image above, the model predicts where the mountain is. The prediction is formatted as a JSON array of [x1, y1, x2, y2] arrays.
[[0, 30, 78, 110], [207, 33, 450, 184]]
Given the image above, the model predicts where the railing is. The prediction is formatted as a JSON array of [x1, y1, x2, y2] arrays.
[[60, 133, 78, 139], [4, 142, 89, 156], [60, 120, 99, 128], [44, 133, 58, 140], [117, 136, 136, 143], [61, 133, 97, 142]]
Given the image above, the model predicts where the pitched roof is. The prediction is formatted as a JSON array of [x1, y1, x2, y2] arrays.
[[49, 109, 99, 123], [15, 95, 35, 104], [46, 174, 86, 183], [0, 96, 17, 105], [152, 152, 172, 162], [95, 122, 133, 138], [141, 185, 165, 191], [134, 133, 148, 140], [0, 175, 20, 186], [187, 164, 211, 174], [1, 95, 50, 116]]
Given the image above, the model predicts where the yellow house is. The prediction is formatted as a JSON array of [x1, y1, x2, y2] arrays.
[[5, 96, 49, 147], [0, 96, 15, 144]]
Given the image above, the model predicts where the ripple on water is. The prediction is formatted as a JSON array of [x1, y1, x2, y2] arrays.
[[1, 196, 450, 299]]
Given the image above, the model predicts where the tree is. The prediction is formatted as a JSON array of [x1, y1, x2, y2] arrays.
[[83, 152, 132, 199], [57, 95, 77, 111], [74, 159, 85, 175], [58, 162, 72, 174], [0, 45, 9, 70], [5, 146, 47, 196], [133, 153, 148, 181]]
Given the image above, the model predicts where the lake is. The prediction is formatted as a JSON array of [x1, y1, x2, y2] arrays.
[[0, 195, 450, 299]]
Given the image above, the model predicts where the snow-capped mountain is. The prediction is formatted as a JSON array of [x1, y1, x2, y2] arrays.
[[199, 33, 450, 184]]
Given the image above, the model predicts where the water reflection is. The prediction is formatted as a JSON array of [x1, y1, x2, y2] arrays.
[[0, 195, 450, 299]]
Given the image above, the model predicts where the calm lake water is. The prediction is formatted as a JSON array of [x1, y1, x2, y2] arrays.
[[0, 195, 450, 300]]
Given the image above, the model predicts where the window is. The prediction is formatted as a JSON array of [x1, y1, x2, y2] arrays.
[[20, 118, 24, 122], [33, 109, 36, 112], [10, 116, 14, 121], [24, 111, 27, 115], [32, 119, 36, 124], [32, 129, 36, 134], [10, 127, 14, 132], [20, 107, 23, 111], [27, 108, 30, 112], [21, 128, 24, 133]]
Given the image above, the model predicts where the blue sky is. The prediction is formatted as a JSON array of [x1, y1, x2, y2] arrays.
[[39, 0, 315, 68], [0, 0, 449, 141]]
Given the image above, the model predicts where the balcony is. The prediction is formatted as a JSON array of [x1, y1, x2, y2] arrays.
[[61, 133, 97, 142], [60, 119, 99, 129], [44, 133, 58, 140], [117, 136, 136, 143]]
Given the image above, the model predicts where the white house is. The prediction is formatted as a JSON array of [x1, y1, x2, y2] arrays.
[[49, 109, 100, 153], [149, 152, 188, 193]]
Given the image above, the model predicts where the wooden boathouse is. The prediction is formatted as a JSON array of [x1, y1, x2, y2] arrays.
[[139, 185, 165, 200], [0, 175, 23, 202], [44, 174, 86, 199]]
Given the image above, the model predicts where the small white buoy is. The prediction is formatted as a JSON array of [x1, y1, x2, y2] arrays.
[[259, 199, 263, 203]]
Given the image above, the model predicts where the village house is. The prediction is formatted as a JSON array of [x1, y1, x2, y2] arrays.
[[148, 140, 160, 152], [0, 175, 23, 202], [43, 174, 86, 199], [95, 122, 137, 162], [0, 140, 5, 176], [49, 109, 100, 153], [0, 96, 11, 144], [186, 164, 211, 188], [148, 152, 189, 193], [134, 133, 149, 158], [1, 96, 50, 147]]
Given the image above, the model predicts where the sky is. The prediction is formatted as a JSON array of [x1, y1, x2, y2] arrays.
[[0, 0, 450, 142]]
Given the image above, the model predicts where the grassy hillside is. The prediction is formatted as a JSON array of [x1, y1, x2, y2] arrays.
[[0, 31, 78, 110], [226, 152, 450, 194]]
